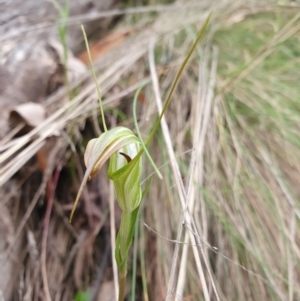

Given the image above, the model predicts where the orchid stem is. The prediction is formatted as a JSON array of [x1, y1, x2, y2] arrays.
[[118, 274, 126, 301]]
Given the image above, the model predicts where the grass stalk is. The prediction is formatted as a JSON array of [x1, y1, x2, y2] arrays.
[[81, 25, 107, 132], [148, 36, 212, 301]]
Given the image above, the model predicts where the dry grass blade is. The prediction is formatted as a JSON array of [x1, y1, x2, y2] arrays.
[[176, 44, 219, 299], [148, 36, 218, 301]]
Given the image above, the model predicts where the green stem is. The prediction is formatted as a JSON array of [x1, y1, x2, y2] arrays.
[[118, 274, 127, 301], [139, 208, 149, 301], [133, 82, 163, 179], [130, 218, 139, 301]]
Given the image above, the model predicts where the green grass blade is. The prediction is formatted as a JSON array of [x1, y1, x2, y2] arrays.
[[81, 25, 107, 132], [133, 82, 163, 179]]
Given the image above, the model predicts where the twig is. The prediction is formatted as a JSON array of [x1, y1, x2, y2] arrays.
[[90, 243, 111, 301], [73, 152, 94, 229], [11, 178, 47, 250], [41, 164, 61, 301], [142, 221, 217, 249]]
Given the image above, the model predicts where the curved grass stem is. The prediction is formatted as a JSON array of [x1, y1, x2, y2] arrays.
[[133, 82, 163, 179], [81, 25, 107, 132]]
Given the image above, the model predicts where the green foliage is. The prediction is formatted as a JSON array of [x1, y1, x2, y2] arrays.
[[74, 290, 90, 301], [50, 0, 71, 98]]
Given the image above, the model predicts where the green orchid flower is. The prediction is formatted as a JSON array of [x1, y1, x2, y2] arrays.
[[70, 126, 145, 287], [70, 127, 143, 221]]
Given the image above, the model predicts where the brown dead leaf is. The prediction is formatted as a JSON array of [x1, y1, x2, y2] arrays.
[[9, 102, 45, 128], [47, 39, 87, 85], [79, 28, 135, 64]]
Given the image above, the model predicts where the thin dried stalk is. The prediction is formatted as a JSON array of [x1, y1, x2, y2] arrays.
[[148, 38, 211, 301]]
